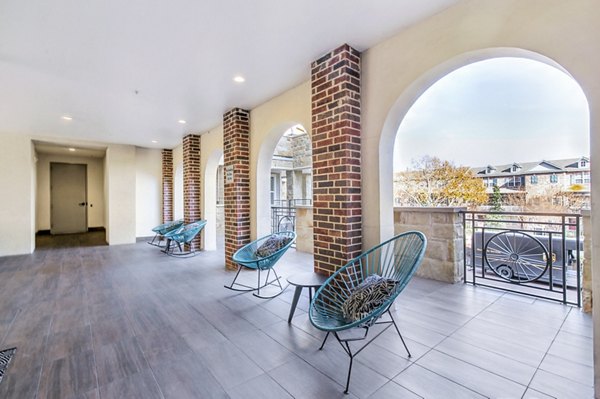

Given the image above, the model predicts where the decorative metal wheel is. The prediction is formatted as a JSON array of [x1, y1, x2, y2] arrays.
[[483, 231, 550, 283], [277, 216, 295, 232]]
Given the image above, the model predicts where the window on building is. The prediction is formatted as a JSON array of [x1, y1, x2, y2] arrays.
[[530, 175, 538, 184], [580, 160, 587, 167], [572, 172, 591, 184], [507, 176, 522, 188], [550, 174, 558, 184], [492, 178, 498, 186]]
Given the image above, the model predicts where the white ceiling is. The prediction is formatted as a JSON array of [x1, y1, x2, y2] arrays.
[[0, 0, 458, 149]]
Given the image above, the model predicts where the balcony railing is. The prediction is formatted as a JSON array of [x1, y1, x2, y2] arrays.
[[271, 199, 312, 234], [463, 210, 582, 306]]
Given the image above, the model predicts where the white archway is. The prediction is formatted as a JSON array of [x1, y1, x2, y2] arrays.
[[378, 47, 582, 242], [203, 149, 223, 251], [255, 121, 308, 238]]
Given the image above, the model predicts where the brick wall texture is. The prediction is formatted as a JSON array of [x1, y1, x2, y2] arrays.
[[161, 149, 174, 223], [311, 44, 362, 275], [183, 134, 202, 251], [223, 108, 251, 270]]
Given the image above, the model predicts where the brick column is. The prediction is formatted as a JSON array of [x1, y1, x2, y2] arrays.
[[311, 44, 362, 275], [183, 134, 202, 251], [161, 149, 173, 223], [223, 108, 251, 270]]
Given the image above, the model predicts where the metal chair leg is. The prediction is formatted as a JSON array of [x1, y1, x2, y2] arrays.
[[319, 332, 330, 350], [388, 310, 411, 357]]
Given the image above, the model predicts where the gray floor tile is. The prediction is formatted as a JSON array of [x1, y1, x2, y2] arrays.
[[269, 358, 358, 399], [197, 340, 264, 389], [529, 369, 594, 399], [229, 329, 297, 371], [94, 337, 150, 387], [416, 350, 527, 398], [394, 364, 486, 399], [538, 353, 593, 387], [367, 381, 422, 399], [152, 352, 229, 399], [434, 337, 537, 385], [99, 370, 163, 399], [225, 373, 293, 399]]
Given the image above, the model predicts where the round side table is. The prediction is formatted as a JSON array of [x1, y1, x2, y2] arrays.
[[287, 272, 328, 323]]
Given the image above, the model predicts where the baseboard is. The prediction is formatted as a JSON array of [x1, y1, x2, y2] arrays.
[[36, 230, 51, 236], [88, 227, 106, 232]]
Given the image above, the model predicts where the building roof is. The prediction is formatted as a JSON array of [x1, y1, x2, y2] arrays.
[[471, 157, 589, 177]]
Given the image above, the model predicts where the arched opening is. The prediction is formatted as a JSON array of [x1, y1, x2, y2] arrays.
[[203, 150, 224, 250], [255, 122, 311, 239], [379, 48, 589, 242], [381, 48, 590, 304]]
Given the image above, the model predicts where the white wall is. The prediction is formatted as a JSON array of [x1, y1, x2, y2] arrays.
[[104, 144, 137, 245], [135, 147, 162, 237], [0, 134, 35, 256], [173, 144, 184, 221], [36, 153, 105, 231]]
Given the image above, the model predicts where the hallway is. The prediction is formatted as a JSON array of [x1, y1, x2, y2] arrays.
[[0, 242, 592, 398]]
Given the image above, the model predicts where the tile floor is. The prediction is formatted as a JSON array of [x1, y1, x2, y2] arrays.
[[0, 237, 593, 398]]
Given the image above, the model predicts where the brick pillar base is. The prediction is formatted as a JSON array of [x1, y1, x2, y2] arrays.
[[223, 108, 251, 270], [161, 149, 173, 223], [311, 44, 362, 275], [183, 134, 202, 251]]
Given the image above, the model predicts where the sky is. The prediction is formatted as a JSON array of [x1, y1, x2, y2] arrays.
[[393, 58, 590, 171]]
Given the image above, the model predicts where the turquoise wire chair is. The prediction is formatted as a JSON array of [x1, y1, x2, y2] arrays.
[[162, 220, 207, 257], [309, 231, 427, 394], [224, 231, 296, 298], [148, 219, 184, 247]]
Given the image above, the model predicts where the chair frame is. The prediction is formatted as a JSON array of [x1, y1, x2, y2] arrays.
[[148, 219, 184, 247], [309, 231, 427, 394], [224, 231, 296, 299], [162, 220, 207, 257]]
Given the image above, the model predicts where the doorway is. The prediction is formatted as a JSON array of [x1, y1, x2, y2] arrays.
[[50, 162, 88, 234]]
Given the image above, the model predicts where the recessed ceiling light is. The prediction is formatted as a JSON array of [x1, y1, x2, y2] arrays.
[[151, 140, 158, 144], [68, 148, 76, 152], [178, 120, 186, 124], [233, 75, 245, 83], [62, 115, 73, 121]]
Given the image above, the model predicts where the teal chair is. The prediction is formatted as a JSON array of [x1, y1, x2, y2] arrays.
[[162, 220, 207, 257], [148, 219, 184, 247], [225, 231, 296, 298], [309, 231, 427, 394]]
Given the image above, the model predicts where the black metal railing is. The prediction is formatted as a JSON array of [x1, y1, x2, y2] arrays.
[[462, 211, 582, 306], [271, 199, 312, 234]]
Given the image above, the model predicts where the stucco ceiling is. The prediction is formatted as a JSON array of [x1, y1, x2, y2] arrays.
[[0, 0, 458, 149]]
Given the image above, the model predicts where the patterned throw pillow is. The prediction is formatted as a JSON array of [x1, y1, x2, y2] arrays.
[[341, 274, 398, 322], [255, 235, 292, 258]]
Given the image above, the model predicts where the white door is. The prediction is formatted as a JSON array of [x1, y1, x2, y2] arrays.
[[51, 163, 88, 234]]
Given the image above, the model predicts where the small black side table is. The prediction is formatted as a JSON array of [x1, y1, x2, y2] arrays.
[[287, 272, 328, 323]]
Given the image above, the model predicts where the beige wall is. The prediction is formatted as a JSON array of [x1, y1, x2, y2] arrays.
[[250, 81, 311, 239], [173, 144, 183, 221], [201, 126, 223, 250], [36, 153, 105, 231], [361, 0, 599, 249], [0, 134, 35, 256], [135, 147, 162, 238], [104, 144, 137, 245]]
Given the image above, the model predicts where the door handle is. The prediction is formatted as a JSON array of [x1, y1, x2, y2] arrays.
[[78, 202, 87, 207]]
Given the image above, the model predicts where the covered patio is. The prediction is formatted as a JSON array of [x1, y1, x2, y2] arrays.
[[0, 240, 591, 398]]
